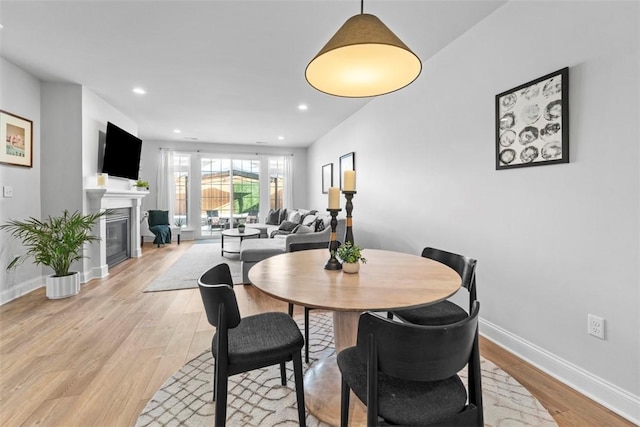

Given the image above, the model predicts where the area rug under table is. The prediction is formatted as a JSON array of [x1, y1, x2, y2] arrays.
[[144, 242, 242, 292], [136, 312, 557, 427]]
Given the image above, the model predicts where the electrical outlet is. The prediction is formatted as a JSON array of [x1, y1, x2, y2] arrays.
[[588, 314, 605, 339], [3, 186, 13, 198]]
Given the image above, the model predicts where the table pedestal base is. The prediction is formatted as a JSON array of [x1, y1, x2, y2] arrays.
[[304, 355, 367, 426]]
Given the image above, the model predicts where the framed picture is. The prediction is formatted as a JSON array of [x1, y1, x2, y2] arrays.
[[339, 152, 355, 190], [495, 67, 569, 170], [1, 110, 33, 168], [322, 163, 333, 194]]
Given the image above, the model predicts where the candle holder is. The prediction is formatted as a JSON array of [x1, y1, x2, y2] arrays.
[[342, 190, 356, 245], [324, 208, 342, 270]]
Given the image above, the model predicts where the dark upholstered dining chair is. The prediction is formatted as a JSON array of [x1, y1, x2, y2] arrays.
[[198, 263, 306, 427], [338, 302, 483, 427], [389, 247, 477, 325], [288, 241, 332, 363]]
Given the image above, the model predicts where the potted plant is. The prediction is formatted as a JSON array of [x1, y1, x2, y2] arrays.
[[237, 223, 246, 233], [134, 180, 149, 191], [336, 241, 367, 274], [0, 209, 108, 299]]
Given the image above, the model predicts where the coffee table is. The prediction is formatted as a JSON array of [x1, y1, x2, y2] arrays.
[[220, 227, 260, 256], [248, 248, 461, 426]]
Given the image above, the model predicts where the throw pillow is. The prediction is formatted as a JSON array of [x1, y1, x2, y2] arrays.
[[279, 208, 288, 224], [148, 210, 169, 227], [314, 218, 326, 232], [302, 214, 318, 226], [294, 225, 314, 234], [278, 220, 298, 232], [266, 209, 280, 225], [287, 210, 301, 224]]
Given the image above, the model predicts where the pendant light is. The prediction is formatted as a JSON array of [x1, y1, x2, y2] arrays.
[[305, 0, 422, 98]]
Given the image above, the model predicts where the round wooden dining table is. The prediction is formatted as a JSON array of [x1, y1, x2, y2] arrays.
[[248, 248, 461, 426]]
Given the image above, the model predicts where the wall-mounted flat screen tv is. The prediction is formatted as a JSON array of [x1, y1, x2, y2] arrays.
[[102, 122, 142, 180]]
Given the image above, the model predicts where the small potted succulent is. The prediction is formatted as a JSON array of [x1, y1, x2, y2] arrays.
[[134, 180, 149, 191], [237, 223, 246, 233], [336, 242, 367, 274]]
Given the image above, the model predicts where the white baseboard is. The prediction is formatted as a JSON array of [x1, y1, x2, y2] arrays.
[[83, 266, 109, 283], [480, 318, 640, 425], [0, 276, 44, 305]]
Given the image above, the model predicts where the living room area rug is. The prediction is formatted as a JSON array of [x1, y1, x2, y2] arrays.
[[136, 311, 557, 427], [144, 242, 242, 292]]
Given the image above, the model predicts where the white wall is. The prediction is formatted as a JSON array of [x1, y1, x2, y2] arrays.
[[0, 58, 42, 303], [81, 87, 138, 194], [1, 75, 140, 300], [308, 1, 639, 422], [40, 83, 84, 218]]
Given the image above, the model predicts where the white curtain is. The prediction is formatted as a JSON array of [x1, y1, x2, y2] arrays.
[[283, 155, 294, 209], [157, 149, 175, 216]]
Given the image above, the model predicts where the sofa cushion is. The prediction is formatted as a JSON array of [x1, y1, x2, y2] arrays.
[[240, 238, 286, 262], [314, 218, 326, 232], [266, 209, 280, 225]]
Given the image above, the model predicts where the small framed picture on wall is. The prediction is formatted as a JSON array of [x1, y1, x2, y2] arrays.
[[339, 152, 355, 190], [495, 67, 569, 170], [0, 110, 33, 168], [322, 163, 333, 194]]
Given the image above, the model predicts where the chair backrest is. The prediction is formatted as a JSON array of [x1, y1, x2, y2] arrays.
[[356, 301, 480, 382], [422, 247, 477, 301], [198, 263, 241, 329], [148, 210, 170, 226]]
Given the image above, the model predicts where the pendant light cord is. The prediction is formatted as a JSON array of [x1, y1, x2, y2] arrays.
[[361, 0, 364, 14]]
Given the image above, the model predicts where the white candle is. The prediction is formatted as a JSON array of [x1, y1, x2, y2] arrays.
[[97, 173, 108, 187], [328, 187, 340, 209], [343, 170, 356, 191]]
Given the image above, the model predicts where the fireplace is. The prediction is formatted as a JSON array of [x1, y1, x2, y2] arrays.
[[105, 208, 130, 267], [86, 188, 146, 280]]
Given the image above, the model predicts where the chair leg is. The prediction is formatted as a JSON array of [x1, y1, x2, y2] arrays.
[[288, 303, 294, 317], [292, 351, 306, 427], [304, 307, 310, 363], [280, 362, 287, 386], [212, 357, 217, 401], [214, 368, 228, 427], [341, 377, 350, 427]]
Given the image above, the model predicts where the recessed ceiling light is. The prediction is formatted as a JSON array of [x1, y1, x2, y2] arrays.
[[133, 87, 146, 95], [173, 129, 181, 134], [278, 136, 285, 140], [298, 104, 308, 111]]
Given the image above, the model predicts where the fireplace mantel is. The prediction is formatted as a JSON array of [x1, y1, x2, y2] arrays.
[[86, 188, 148, 279]]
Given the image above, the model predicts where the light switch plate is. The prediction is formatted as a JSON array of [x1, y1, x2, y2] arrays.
[[3, 186, 14, 198]]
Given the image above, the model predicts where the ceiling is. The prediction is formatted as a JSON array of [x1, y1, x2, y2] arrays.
[[0, 1, 505, 148]]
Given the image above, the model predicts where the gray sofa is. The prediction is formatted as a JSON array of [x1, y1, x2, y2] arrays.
[[240, 209, 346, 283]]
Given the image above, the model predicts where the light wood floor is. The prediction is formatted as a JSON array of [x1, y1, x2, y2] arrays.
[[0, 241, 633, 427]]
